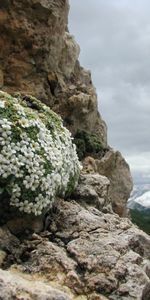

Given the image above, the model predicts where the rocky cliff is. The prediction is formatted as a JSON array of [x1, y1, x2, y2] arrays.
[[0, 1, 149, 300], [0, 0, 133, 216], [0, 0, 106, 144]]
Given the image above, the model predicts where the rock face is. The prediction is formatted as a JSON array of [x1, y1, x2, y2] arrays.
[[0, 1, 144, 299], [82, 152, 133, 217], [95, 150, 133, 216], [0, 0, 107, 145], [73, 173, 111, 212], [0, 198, 150, 300], [0, 0, 133, 215], [0, 0, 131, 215]]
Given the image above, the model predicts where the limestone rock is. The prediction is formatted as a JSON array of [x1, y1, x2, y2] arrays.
[[0, 269, 71, 300], [0, 199, 149, 299], [96, 149, 133, 216], [0, 0, 69, 102], [73, 173, 111, 211], [0, 226, 20, 255], [60, 32, 80, 78], [66, 91, 107, 145], [82, 156, 98, 173], [0, 0, 107, 145]]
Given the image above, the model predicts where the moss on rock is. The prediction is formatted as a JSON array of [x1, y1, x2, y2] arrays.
[[74, 129, 108, 160], [0, 91, 81, 217]]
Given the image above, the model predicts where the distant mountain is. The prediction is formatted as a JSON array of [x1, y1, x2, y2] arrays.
[[128, 184, 150, 234]]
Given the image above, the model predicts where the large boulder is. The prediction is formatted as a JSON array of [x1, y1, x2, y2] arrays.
[[0, 91, 81, 222], [95, 149, 133, 216], [73, 173, 111, 212]]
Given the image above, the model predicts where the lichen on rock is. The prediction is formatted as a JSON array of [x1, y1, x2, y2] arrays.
[[0, 91, 81, 216]]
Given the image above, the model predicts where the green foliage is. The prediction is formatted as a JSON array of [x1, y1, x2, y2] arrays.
[[74, 129, 107, 160], [65, 174, 79, 198], [130, 208, 150, 235], [0, 91, 81, 216]]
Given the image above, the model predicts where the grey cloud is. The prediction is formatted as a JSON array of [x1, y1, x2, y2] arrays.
[[69, 0, 150, 180]]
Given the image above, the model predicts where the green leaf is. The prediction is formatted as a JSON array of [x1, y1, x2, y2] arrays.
[[0, 187, 4, 195]]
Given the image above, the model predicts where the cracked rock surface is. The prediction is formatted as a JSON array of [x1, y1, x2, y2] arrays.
[[0, 199, 150, 300]]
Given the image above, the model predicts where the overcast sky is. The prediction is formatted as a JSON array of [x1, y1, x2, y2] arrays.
[[69, 0, 150, 183]]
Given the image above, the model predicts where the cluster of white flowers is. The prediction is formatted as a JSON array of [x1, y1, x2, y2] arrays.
[[0, 91, 81, 216]]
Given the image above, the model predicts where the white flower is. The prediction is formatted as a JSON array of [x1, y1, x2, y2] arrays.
[[14, 103, 26, 116], [0, 93, 81, 216], [18, 118, 30, 128], [0, 118, 12, 126], [0, 100, 5, 108]]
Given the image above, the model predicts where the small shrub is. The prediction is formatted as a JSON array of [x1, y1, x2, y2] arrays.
[[0, 91, 81, 216], [74, 129, 107, 160]]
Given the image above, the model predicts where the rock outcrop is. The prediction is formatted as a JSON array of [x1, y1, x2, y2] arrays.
[[96, 150, 133, 216], [0, 268, 71, 300], [73, 173, 111, 212], [0, 196, 150, 299], [82, 151, 133, 217], [0, 0, 107, 145], [0, 0, 133, 215], [0, 1, 146, 299]]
